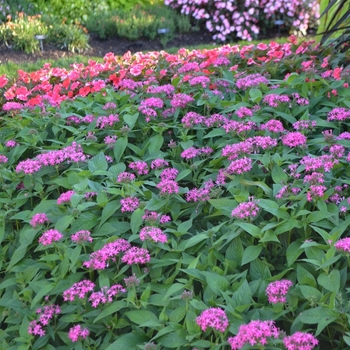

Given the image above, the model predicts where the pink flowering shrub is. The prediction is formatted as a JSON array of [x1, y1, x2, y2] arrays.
[[1, 38, 350, 349], [164, 0, 319, 41]]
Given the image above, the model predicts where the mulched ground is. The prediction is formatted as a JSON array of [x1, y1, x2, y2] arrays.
[[0, 31, 216, 64]]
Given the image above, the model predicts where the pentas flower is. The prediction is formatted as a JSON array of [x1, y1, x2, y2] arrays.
[[142, 211, 171, 224], [250, 136, 277, 150], [327, 107, 350, 121], [329, 144, 345, 158], [292, 93, 310, 105], [160, 168, 179, 180], [334, 237, 350, 254], [281, 132, 307, 148], [83, 239, 131, 270], [186, 180, 214, 203], [89, 284, 126, 308], [307, 185, 327, 202], [228, 320, 280, 350], [120, 197, 139, 212], [39, 229, 63, 246], [303, 172, 325, 185], [151, 158, 169, 170], [232, 200, 259, 220], [68, 325, 90, 343], [222, 140, 254, 160], [57, 190, 75, 205], [5, 140, 17, 147], [102, 102, 117, 110], [188, 75, 210, 88], [226, 157, 253, 175], [147, 84, 175, 95], [181, 147, 201, 159], [104, 135, 117, 146], [84, 191, 97, 200], [263, 94, 290, 107], [337, 132, 350, 140], [222, 120, 257, 135], [16, 159, 42, 174], [30, 213, 50, 228], [117, 171, 136, 183], [129, 160, 149, 175], [140, 226, 168, 243], [196, 308, 229, 333], [63, 280, 95, 301], [181, 111, 205, 128], [204, 113, 228, 128], [301, 155, 337, 173], [36, 305, 61, 326], [28, 320, 45, 337], [236, 106, 253, 118], [122, 247, 151, 265], [236, 74, 269, 90], [170, 93, 194, 108], [260, 119, 285, 133], [283, 332, 318, 350], [124, 274, 141, 288], [71, 230, 93, 244], [96, 114, 119, 129], [0, 155, 8, 163], [293, 120, 316, 131], [266, 279, 293, 303], [157, 180, 179, 196]]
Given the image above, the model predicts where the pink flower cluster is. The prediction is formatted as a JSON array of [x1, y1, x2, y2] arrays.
[[260, 119, 285, 133], [334, 237, 350, 254], [129, 160, 149, 175], [38, 229, 63, 246], [68, 324, 90, 342], [283, 332, 318, 350], [57, 190, 75, 205], [142, 211, 171, 224], [196, 307, 229, 333], [120, 196, 139, 212], [139, 226, 168, 243], [71, 230, 93, 244], [89, 284, 126, 307], [121, 247, 151, 265], [266, 279, 293, 303], [236, 74, 269, 90], [186, 180, 215, 203], [63, 280, 95, 301], [181, 146, 213, 159], [228, 320, 280, 349], [232, 200, 259, 220], [16, 142, 86, 174], [281, 132, 307, 148], [83, 239, 131, 270], [117, 171, 136, 183], [30, 213, 50, 228], [157, 168, 179, 196], [96, 114, 119, 129], [28, 304, 61, 337]]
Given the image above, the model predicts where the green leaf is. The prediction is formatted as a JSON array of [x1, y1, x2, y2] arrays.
[[88, 152, 108, 172], [105, 333, 149, 350], [242, 245, 263, 265], [169, 305, 187, 323], [286, 241, 303, 266], [249, 88, 263, 102], [299, 307, 337, 335], [299, 285, 322, 301], [148, 134, 164, 154], [318, 270, 340, 292], [113, 137, 128, 162], [31, 283, 55, 308], [94, 300, 127, 323], [201, 271, 229, 295], [123, 113, 139, 129], [156, 329, 188, 348], [271, 165, 288, 184], [178, 219, 193, 233], [125, 310, 159, 325], [162, 283, 185, 301], [236, 222, 260, 237], [130, 208, 144, 234], [99, 200, 120, 228]]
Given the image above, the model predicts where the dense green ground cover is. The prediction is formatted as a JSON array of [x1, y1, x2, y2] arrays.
[[0, 37, 350, 349]]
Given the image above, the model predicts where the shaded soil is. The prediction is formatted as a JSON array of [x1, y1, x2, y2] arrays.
[[0, 31, 216, 64]]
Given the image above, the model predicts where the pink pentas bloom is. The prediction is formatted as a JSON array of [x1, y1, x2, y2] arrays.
[[301, 155, 336, 173], [329, 144, 345, 158], [142, 211, 171, 224], [63, 280, 95, 301], [124, 274, 141, 288], [28, 320, 46, 337], [263, 94, 290, 107], [89, 284, 126, 308], [334, 237, 350, 254], [196, 308, 229, 333], [159, 168, 179, 181], [39, 229, 63, 246], [232, 200, 260, 220], [0, 155, 8, 163], [303, 172, 325, 185], [117, 172, 136, 183], [68, 325, 90, 342], [181, 147, 201, 159], [327, 107, 350, 121], [5, 140, 17, 147], [57, 190, 75, 205], [227, 157, 253, 175], [30, 213, 50, 228], [96, 114, 119, 129], [120, 197, 139, 212], [281, 132, 307, 148], [181, 111, 205, 128], [140, 97, 164, 109], [104, 135, 117, 146], [83, 239, 131, 270], [140, 226, 168, 243], [36, 305, 61, 326], [71, 230, 93, 244], [129, 160, 149, 175], [236, 106, 253, 118], [283, 332, 318, 350], [170, 93, 194, 108], [122, 246, 151, 265], [189, 75, 210, 88], [236, 74, 269, 90], [157, 180, 179, 196], [292, 120, 316, 131], [151, 158, 169, 170], [228, 320, 280, 349], [260, 119, 285, 133], [307, 185, 327, 202], [266, 280, 293, 303], [16, 159, 42, 174]]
